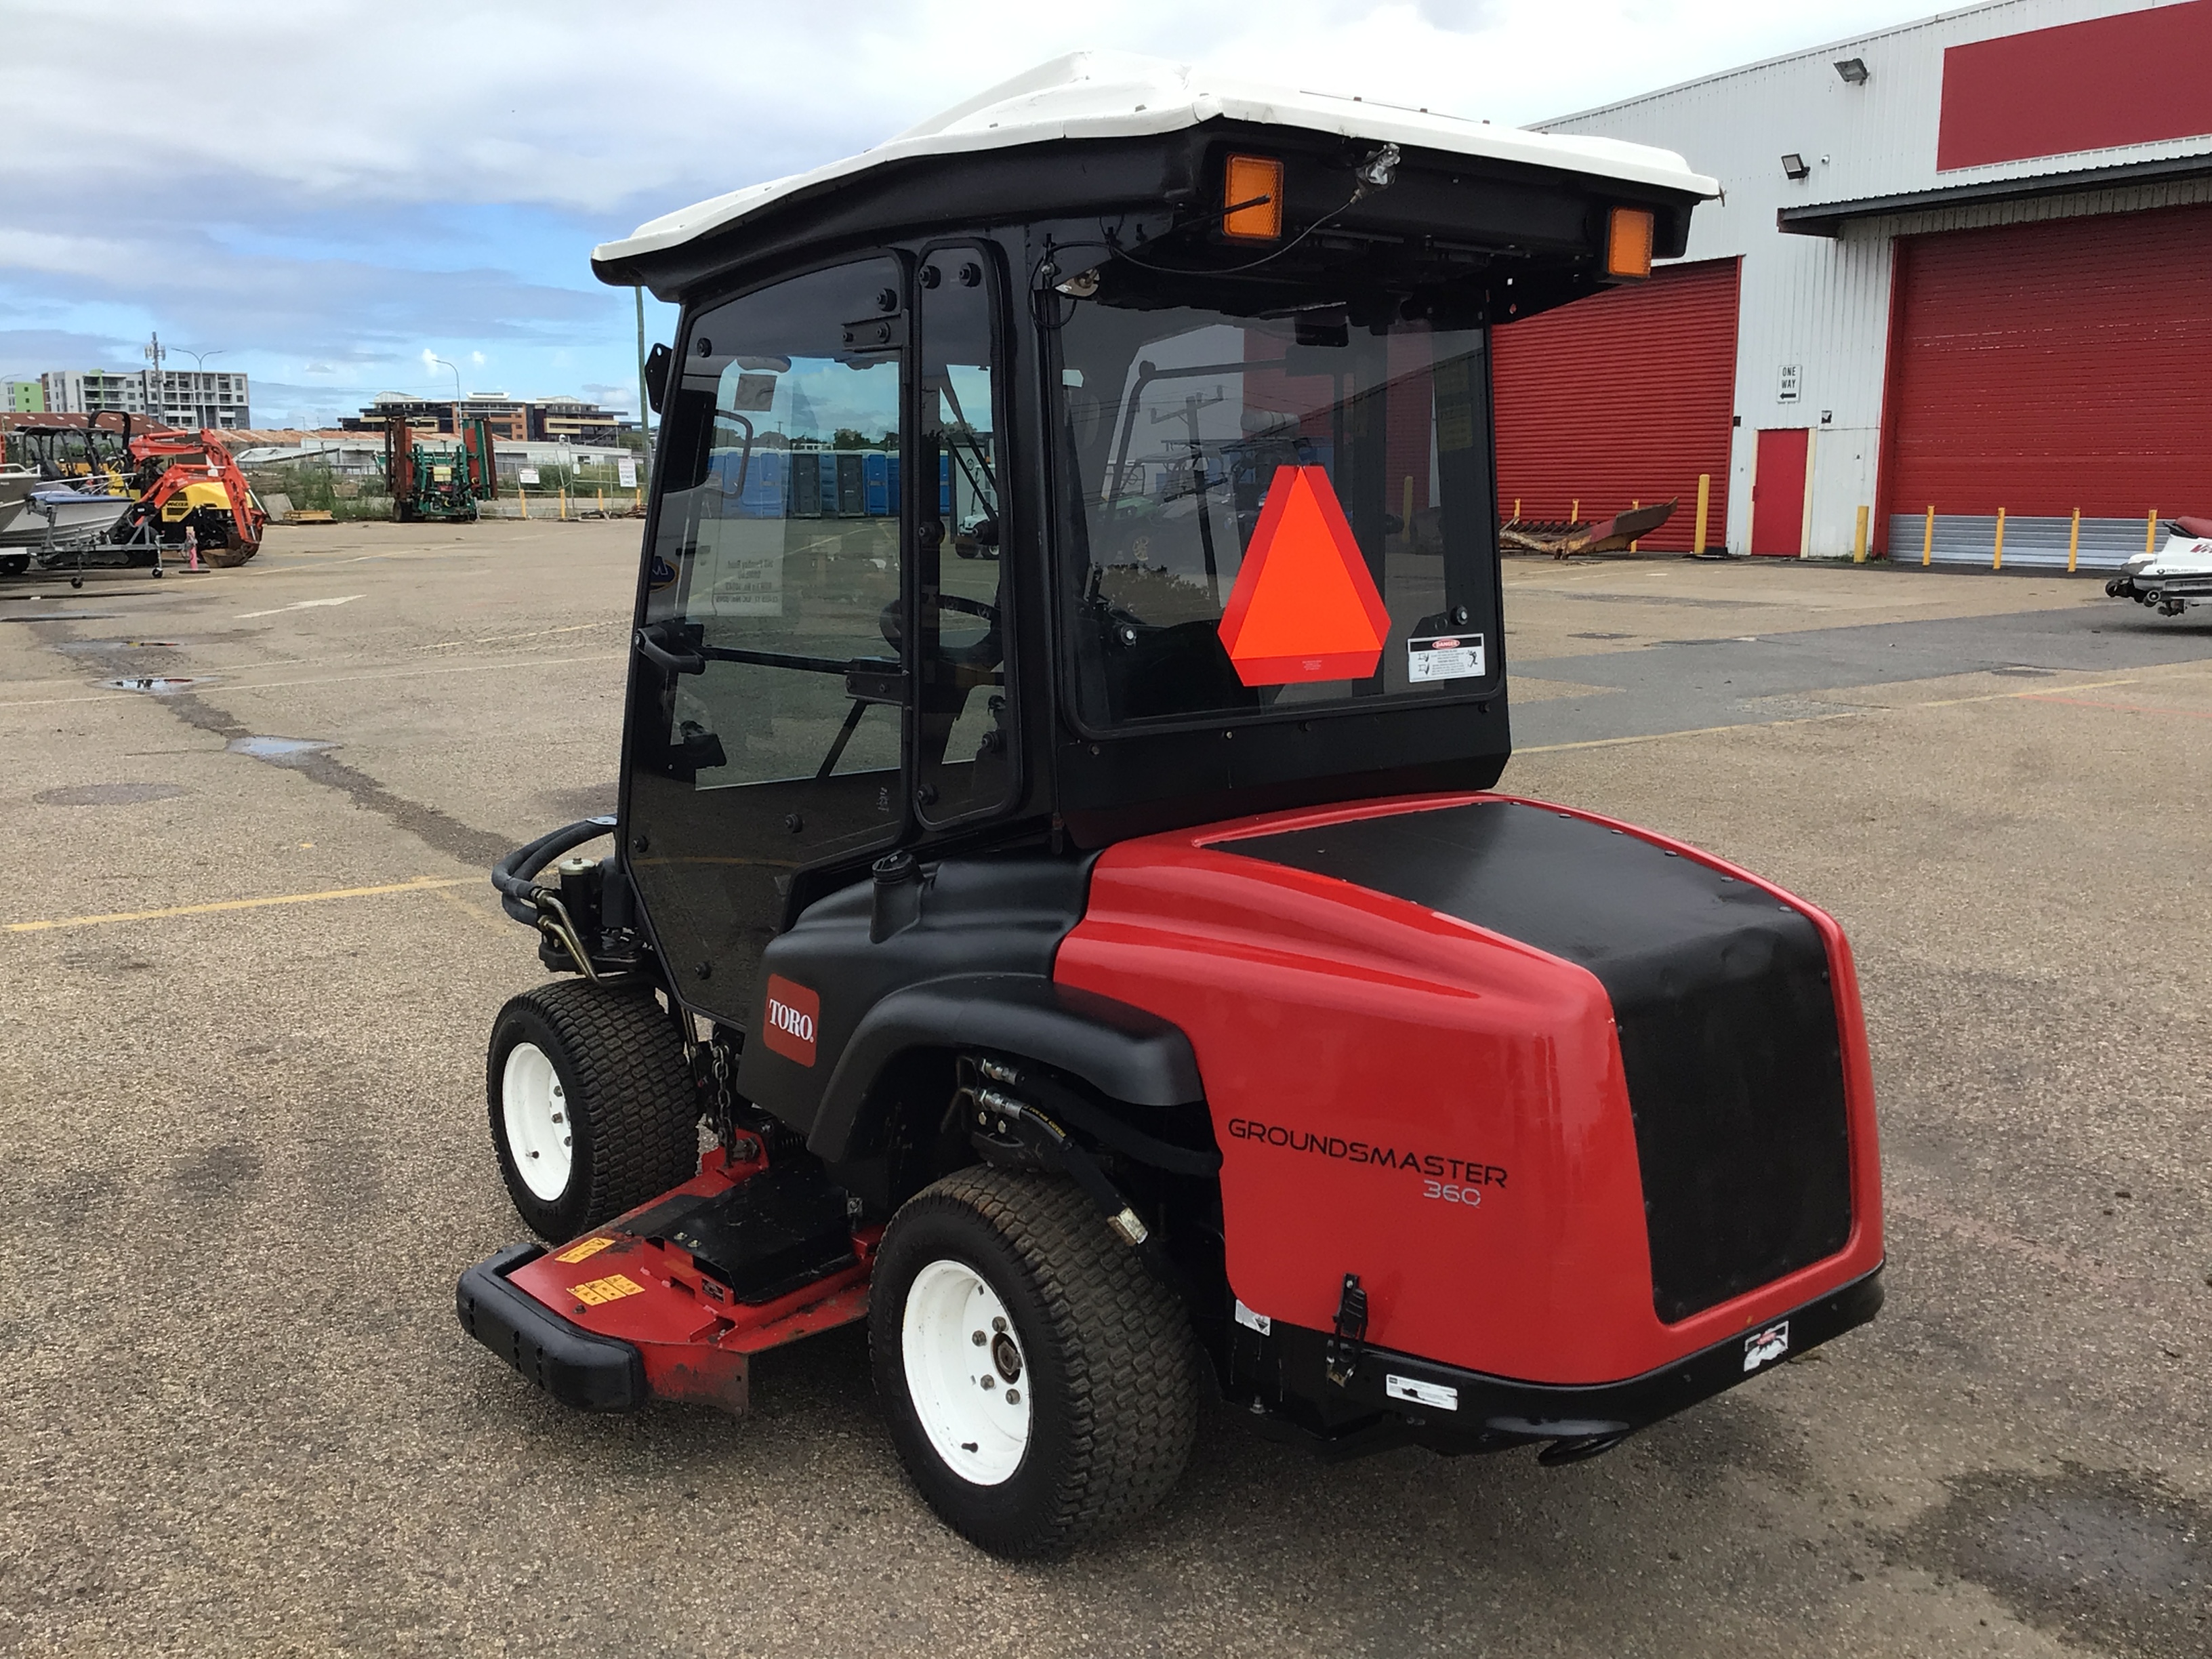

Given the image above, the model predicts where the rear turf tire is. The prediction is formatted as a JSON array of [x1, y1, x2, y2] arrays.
[[486, 979, 698, 1240], [871, 1167, 1200, 1557]]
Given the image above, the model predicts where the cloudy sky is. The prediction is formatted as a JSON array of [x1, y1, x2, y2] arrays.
[[3, 0, 1938, 428]]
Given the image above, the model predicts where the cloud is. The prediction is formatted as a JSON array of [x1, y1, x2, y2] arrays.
[[581, 382, 634, 411], [5, 2, 1941, 420]]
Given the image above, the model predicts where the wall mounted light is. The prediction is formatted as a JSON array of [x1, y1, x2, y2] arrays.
[[1781, 152, 1811, 181], [1834, 58, 1869, 85]]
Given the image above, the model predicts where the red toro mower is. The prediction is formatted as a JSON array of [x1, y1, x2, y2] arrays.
[[459, 52, 1883, 1557]]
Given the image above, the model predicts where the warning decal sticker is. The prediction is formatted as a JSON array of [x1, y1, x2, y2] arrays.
[[570, 1273, 645, 1307], [1407, 632, 1485, 682], [1216, 466, 1390, 686], [554, 1236, 615, 1265]]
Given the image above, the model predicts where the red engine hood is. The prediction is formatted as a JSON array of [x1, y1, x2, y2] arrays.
[[1054, 791, 1883, 1386]]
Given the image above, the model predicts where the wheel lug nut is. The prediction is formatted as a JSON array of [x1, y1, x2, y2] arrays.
[[551, 1112, 565, 1124], [992, 1317, 1007, 1333], [981, 1375, 996, 1390], [1005, 1389, 1020, 1405], [971, 1331, 985, 1346]]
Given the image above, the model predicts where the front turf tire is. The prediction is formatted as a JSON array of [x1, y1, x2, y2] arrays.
[[871, 1167, 1200, 1557], [486, 979, 699, 1241]]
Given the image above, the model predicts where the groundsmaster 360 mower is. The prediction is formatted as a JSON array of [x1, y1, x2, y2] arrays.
[[458, 53, 1884, 1557]]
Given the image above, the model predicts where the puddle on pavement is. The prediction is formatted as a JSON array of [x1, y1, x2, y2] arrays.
[[1893, 1463, 2211, 1658], [33, 783, 188, 807], [226, 735, 333, 762], [102, 676, 202, 693]]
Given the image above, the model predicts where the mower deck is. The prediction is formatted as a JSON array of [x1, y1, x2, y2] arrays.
[[457, 1148, 878, 1415]]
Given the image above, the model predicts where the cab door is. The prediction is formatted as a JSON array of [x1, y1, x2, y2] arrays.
[[623, 257, 909, 1021]]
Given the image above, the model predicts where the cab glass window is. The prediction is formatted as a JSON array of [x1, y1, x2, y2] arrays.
[[640, 258, 906, 820], [1053, 292, 1498, 729]]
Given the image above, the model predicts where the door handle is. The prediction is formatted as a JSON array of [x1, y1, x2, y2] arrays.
[[634, 626, 705, 675]]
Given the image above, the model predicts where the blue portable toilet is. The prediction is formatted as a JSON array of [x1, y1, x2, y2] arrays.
[[863, 451, 890, 516]]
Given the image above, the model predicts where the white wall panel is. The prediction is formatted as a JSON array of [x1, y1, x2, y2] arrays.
[[1534, 0, 2212, 554]]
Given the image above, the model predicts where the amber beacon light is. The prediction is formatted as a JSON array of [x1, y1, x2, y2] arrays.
[[1606, 206, 1655, 278], [1223, 155, 1285, 240]]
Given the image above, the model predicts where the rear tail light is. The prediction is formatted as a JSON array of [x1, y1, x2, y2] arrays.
[[1224, 155, 1285, 241], [1606, 207, 1654, 279]]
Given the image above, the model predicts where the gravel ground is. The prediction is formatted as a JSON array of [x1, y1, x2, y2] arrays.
[[1, 523, 2207, 1658]]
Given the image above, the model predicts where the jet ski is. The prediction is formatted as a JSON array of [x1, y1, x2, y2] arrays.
[[2106, 517, 2212, 616]]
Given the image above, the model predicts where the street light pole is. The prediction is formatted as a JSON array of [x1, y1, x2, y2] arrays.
[[431, 356, 462, 436], [178, 348, 224, 428]]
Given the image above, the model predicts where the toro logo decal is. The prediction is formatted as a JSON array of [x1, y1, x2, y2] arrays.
[[1743, 1322, 1790, 1372], [762, 975, 820, 1067]]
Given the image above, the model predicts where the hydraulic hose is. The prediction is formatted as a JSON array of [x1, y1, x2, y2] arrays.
[[490, 815, 615, 926]]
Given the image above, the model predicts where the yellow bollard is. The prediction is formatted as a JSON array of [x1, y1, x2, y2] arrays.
[[559, 487, 568, 522], [598, 488, 607, 516], [1923, 505, 1936, 567], [633, 488, 642, 513], [1630, 499, 1640, 553], [1993, 507, 2006, 571], [1571, 497, 1580, 525], [1853, 504, 1868, 563], [2148, 509, 2160, 558], [1511, 497, 1521, 522], [1693, 473, 1710, 554], [518, 487, 529, 520], [2068, 508, 2080, 573]]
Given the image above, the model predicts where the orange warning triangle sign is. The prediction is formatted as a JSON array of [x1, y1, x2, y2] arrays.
[[1216, 466, 1390, 686]]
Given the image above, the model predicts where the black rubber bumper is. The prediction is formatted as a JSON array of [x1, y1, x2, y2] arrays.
[[1257, 1264, 1885, 1452], [455, 1243, 647, 1412]]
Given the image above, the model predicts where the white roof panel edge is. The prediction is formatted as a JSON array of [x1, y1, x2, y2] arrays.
[[593, 51, 1717, 270]]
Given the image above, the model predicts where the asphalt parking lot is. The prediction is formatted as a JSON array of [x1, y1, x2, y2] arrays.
[[3, 523, 2209, 1658]]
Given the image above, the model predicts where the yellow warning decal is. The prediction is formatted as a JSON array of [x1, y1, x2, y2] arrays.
[[570, 1273, 644, 1306], [555, 1236, 615, 1265]]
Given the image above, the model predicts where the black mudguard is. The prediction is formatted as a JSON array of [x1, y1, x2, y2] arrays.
[[731, 851, 1203, 1160]]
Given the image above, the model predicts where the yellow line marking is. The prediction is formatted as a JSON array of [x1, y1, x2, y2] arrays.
[[1520, 712, 1862, 754], [1912, 674, 2140, 708], [6, 876, 471, 934]]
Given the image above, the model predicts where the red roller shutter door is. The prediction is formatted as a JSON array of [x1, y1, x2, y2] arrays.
[[1881, 203, 2212, 535], [1491, 258, 1740, 553]]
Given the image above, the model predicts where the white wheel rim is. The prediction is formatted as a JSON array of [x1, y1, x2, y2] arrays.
[[501, 1040, 573, 1202], [901, 1258, 1032, 1486]]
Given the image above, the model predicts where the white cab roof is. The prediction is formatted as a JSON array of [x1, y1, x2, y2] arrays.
[[594, 50, 1717, 268]]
